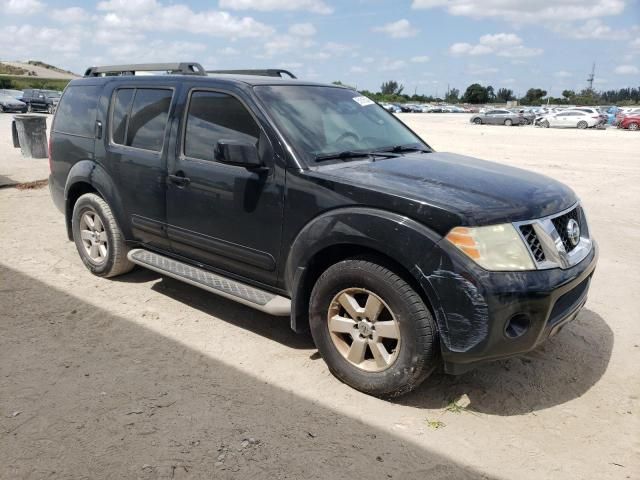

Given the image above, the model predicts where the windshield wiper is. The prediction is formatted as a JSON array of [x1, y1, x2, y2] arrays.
[[314, 150, 401, 162], [384, 145, 431, 154]]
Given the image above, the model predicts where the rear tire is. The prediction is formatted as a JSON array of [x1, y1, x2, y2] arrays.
[[473, 117, 482, 125], [577, 121, 588, 129], [541, 120, 550, 128], [504, 119, 513, 126], [309, 259, 438, 398], [71, 193, 134, 278], [628, 122, 639, 131]]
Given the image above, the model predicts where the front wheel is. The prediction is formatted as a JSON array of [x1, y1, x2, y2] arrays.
[[473, 117, 482, 125], [72, 193, 134, 278], [628, 122, 639, 131], [577, 121, 588, 129], [309, 259, 438, 398], [504, 118, 513, 126], [541, 120, 550, 128]]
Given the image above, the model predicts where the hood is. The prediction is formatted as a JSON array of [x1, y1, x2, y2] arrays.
[[315, 152, 577, 229]]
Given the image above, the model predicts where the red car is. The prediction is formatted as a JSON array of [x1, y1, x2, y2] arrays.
[[619, 115, 640, 130]]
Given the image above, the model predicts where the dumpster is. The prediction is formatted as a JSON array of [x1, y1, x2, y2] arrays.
[[12, 114, 48, 159]]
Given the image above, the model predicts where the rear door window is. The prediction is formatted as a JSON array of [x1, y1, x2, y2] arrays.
[[111, 87, 173, 152], [53, 85, 100, 138]]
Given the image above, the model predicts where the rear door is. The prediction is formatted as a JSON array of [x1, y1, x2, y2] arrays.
[[166, 86, 285, 286], [99, 84, 176, 249]]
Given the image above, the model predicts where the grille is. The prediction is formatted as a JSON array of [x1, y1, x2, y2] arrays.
[[551, 208, 580, 252], [519, 224, 546, 262]]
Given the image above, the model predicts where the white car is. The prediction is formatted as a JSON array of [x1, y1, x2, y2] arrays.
[[536, 110, 600, 129]]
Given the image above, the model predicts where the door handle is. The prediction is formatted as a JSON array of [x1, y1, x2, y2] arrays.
[[169, 172, 190, 187]]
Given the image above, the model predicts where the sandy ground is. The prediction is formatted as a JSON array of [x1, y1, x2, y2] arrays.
[[0, 113, 639, 479]]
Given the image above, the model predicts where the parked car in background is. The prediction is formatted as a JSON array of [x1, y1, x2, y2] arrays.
[[380, 103, 402, 113], [569, 107, 606, 125], [510, 108, 536, 125], [536, 110, 600, 129], [0, 94, 27, 113], [21, 89, 61, 113], [615, 107, 640, 126], [470, 109, 525, 126], [0, 89, 24, 101], [618, 114, 640, 130]]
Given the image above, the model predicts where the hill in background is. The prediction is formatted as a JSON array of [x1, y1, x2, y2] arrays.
[[0, 60, 79, 79]]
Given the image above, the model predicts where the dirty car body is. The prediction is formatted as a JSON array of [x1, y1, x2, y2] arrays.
[[48, 68, 597, 394]]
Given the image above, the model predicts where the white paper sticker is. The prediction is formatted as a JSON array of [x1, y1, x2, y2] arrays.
[[352, 96, 375, 106]]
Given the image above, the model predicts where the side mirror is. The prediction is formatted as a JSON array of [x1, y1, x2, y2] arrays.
[[215, 140, 263, 169]]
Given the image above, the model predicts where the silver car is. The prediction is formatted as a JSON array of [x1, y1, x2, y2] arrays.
[[470, 109, 525, 126]]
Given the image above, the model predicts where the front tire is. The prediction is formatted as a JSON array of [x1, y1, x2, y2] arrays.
[[577, 121, 588, 129], [71, 193, 134, 278], [628, 122, 639, 131], [309, 259, 438, 398], [473, 117, 482, 125], [504, 118, 513, 126]]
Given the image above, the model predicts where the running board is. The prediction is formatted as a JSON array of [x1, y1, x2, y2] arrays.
[[127, 249, 290, 316]]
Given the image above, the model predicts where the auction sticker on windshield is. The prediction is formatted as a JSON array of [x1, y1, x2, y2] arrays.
[[352, 96, 375, 106]]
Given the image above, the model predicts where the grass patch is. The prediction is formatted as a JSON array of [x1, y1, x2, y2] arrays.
[[0, 75, 70, 91]]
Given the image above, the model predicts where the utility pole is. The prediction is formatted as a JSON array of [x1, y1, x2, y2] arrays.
[[587, 63, 595, 91]]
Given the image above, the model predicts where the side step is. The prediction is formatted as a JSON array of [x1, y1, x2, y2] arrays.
[[127, 249, 290, 316]]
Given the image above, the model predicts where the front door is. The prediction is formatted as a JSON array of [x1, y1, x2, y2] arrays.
[[166, 88, 285, 286]]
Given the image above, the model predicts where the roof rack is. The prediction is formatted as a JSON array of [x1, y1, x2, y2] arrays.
[[206, 69, 297, 79], [84, 62, 206, 77]]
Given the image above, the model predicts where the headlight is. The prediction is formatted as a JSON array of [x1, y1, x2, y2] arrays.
[[445, 224, 535, 271]]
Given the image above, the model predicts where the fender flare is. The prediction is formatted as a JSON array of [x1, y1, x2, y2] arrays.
[[284, 207, 444, 332], [64, 160, 131, 240]]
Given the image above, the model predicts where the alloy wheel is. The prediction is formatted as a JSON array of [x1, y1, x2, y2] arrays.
[[629, 123, 639, 131], [79, 210, 108, 264], [327, 288, 401, 372]]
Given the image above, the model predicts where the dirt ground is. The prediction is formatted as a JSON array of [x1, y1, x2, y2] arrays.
[[1, 113, 639, 479]]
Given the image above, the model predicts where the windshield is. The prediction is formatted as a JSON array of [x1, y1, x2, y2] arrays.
[[254, 85, 426, 163]]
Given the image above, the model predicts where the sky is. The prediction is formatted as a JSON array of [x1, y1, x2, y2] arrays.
[[1, 0, 639, 97]]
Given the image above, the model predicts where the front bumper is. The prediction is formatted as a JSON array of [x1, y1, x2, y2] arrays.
[[421, 240, 598, 374]]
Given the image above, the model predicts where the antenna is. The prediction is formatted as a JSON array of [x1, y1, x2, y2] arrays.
[[587, 63, 595, 91]]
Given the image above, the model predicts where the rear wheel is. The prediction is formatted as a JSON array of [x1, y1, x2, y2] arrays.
[[577, 121, 588, 129], [72, 193, 134, 278], [541, 120, 550, 128], [628, 122, 639, 131], [473, 117, 482, 125], [309, 259, 438, 398], [504, 118, 513, 126]]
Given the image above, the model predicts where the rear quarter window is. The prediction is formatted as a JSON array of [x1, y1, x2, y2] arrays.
[[53, 85, 100, 138]]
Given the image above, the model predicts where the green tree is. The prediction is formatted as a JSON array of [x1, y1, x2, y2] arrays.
[[445, 87, 460, 103], [521, 88, 547, 105], [462, 83, 489, 104], [562, 89, 575, 100], [496, 88, 515, 102], [380, 80, 404, 96], [487, 85, 496, 102]]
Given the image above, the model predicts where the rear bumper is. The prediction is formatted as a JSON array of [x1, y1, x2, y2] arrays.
[[422, 240, 598, 374]]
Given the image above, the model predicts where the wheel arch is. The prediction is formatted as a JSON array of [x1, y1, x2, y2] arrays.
[[284, 207, 443, 334], [64, 160, 129, 241]]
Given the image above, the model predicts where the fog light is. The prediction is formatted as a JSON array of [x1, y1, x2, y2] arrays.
[[505, 314, 530, 339]]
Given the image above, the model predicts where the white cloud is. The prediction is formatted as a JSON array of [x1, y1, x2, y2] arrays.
[[219, 0, 333, 14], [554, 70, 573, 78], [614, 64, 639, 74], [411, 0, 626, 24], [632, 38, 640, 49], [466, 64, 499, 75], [289, 23, 316, 37], [350, 66, 367, 73], [380, 58, 407, 71], [51, 7, 90, 23], [362, 56, 375, 63], [449, 33, 542, 57], [96, 3, 274, 38], [411, 55, 430, 63], [1, 0, 44, 14], [373, 19, 419, 38], [219, 46, 240, 55]]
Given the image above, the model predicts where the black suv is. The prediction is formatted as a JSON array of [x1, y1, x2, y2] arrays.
[[48, 63, 597, 397], [21, 89, 61, 113]]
